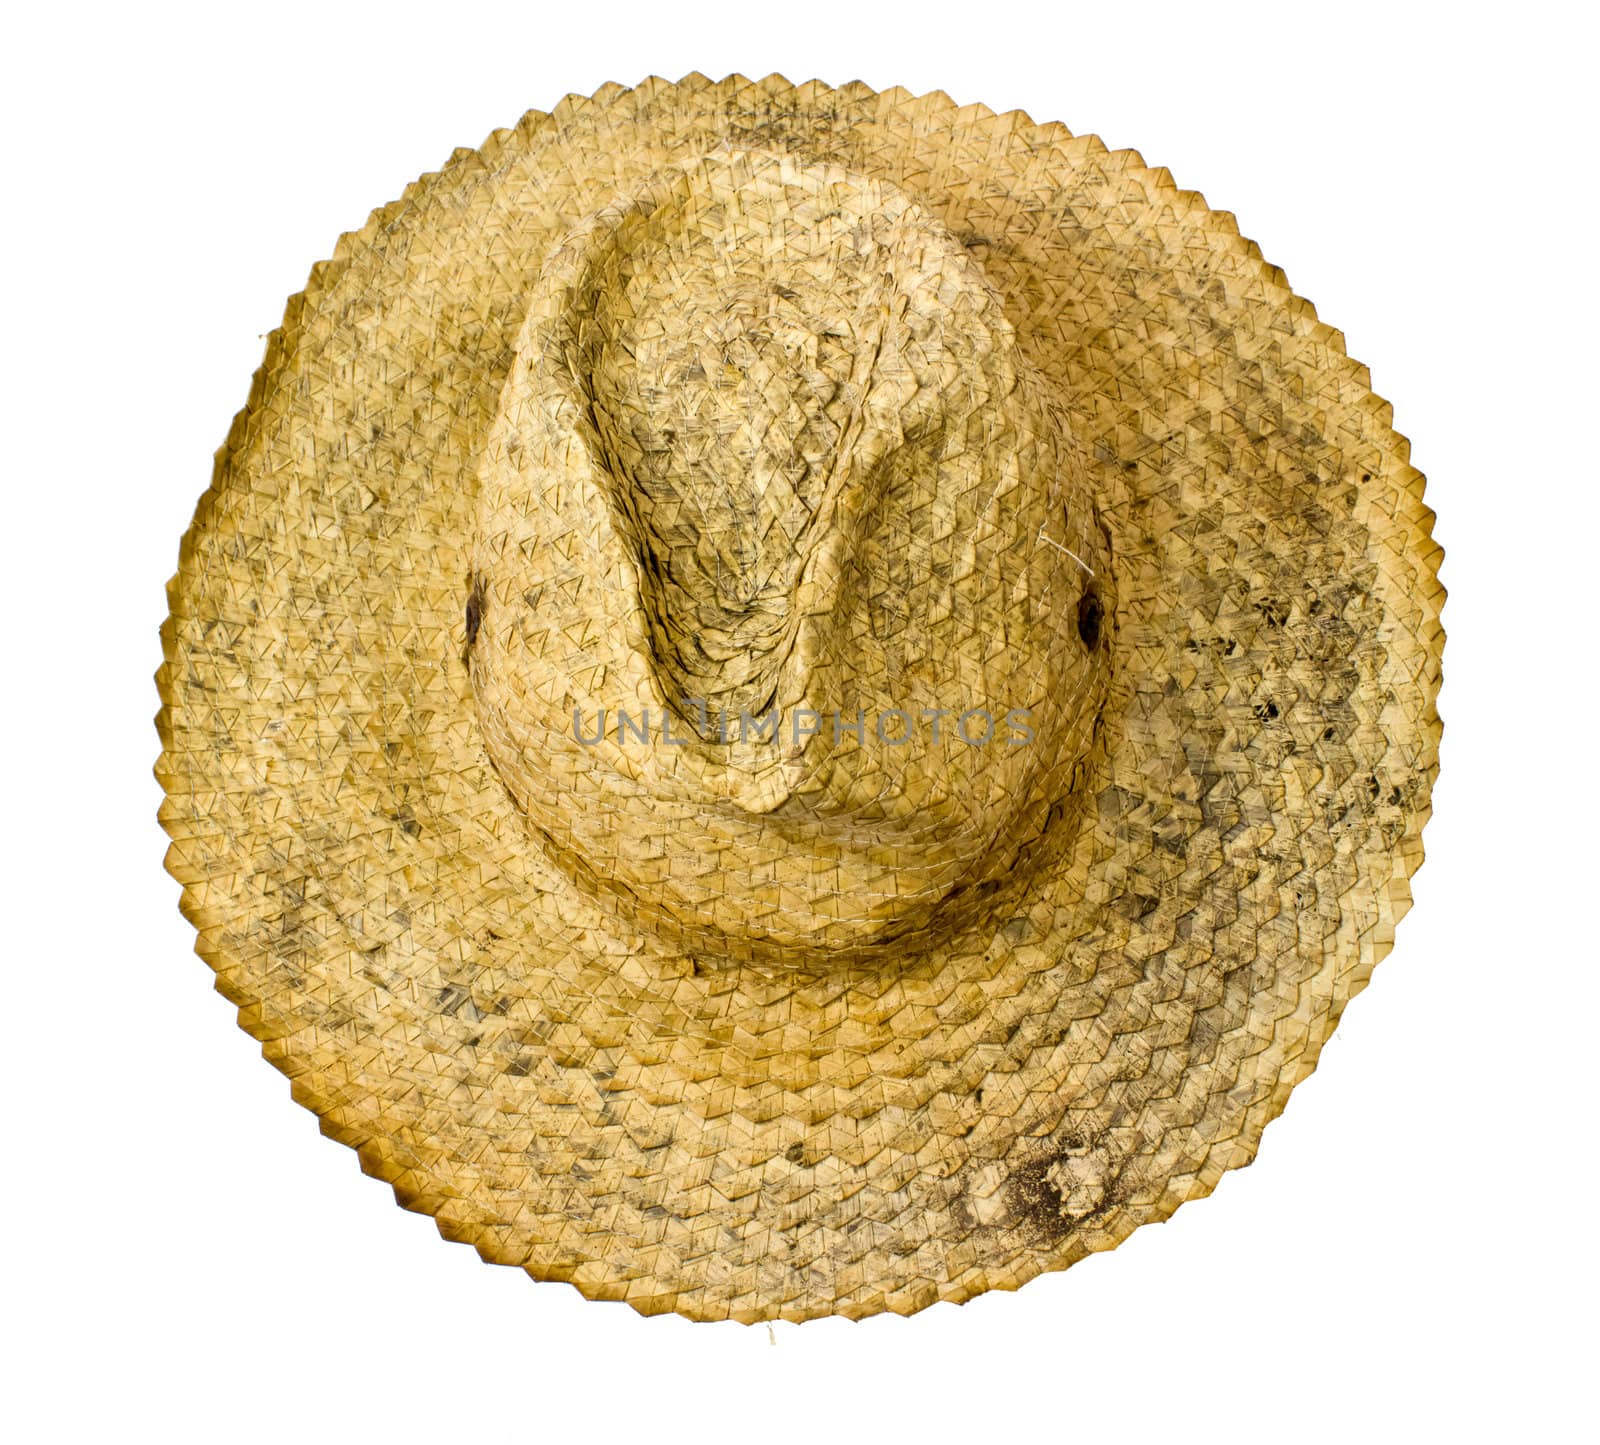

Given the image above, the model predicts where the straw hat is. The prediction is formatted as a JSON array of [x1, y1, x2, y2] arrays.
[[156, 74, 1443, 1322]]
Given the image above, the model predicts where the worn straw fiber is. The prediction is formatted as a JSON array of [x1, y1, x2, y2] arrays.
[[156, 74, 1444, 1322]]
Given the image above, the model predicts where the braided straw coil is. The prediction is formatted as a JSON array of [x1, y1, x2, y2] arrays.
[[156, 75, 1444, 1322]]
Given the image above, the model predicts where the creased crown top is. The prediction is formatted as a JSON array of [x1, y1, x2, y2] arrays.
[[470, 149, 1112, 967]]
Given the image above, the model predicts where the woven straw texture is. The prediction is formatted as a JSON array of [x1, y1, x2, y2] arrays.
[[156, 74, 1443, 1323]]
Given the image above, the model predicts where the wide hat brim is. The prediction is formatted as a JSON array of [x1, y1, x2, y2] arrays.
[[157, 74, 1443, 1322]]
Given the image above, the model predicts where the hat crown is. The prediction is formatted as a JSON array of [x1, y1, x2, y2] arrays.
[[470, 149, 1112, 968]]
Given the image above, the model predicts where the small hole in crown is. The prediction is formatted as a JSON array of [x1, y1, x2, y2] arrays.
[[465, 574, 485, 648], [1077, 589, 1103, 650]]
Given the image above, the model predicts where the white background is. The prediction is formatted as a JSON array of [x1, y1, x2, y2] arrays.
[[4, 3, 1595, 1440]]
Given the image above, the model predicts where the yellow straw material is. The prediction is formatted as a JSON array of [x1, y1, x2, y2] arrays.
[[157, 74, 1444, 1322]]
